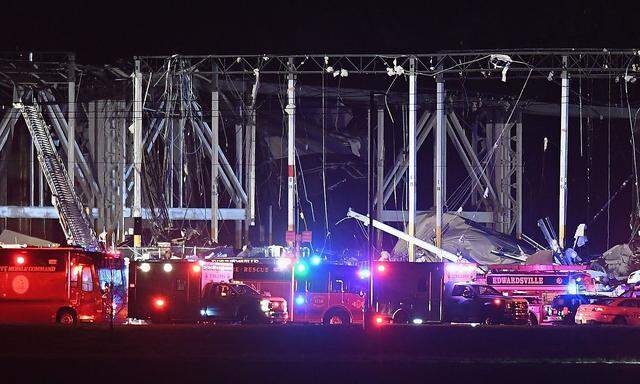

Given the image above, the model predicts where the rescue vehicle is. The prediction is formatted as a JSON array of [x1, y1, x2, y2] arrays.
[[0, 247, 108, 326], [127, 259, 288, 323], [477, 264, 596, 324]]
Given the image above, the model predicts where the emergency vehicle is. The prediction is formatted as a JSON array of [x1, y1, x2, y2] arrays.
[[0, 247, 108, 326], [371, 262, 529, 325], [127, 260, 288, 323], [478, 264, 596, 324]]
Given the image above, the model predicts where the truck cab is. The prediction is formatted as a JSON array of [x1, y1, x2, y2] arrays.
[[200, 282, 287, 323], [444, 283, 529, 325]]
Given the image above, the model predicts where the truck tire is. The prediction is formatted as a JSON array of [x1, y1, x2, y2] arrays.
[[323, 308, 351, 325], [56, 309, 77, 327], [482, 316, 497, 326], [613, 316, 627, 325], [528, 312, 539, 326]]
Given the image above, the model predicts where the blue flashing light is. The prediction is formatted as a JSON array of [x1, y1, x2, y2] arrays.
[[295, 295, 306, 305], [358, 269, 371, 279], [310, 255, 322, 266], [567, 280, 578, 294], [295, 262, 308, 275]]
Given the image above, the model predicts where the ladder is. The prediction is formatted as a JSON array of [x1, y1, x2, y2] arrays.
[[15, 102, 101, 251]]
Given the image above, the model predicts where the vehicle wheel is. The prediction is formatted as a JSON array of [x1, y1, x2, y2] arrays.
[[56, 309, 77, 327], [528, 312, 539, 326], [482, 316, 497, 326], [323, 309, 351, 325], [613, 316, 627, 325], [392, 310, 410, 324]]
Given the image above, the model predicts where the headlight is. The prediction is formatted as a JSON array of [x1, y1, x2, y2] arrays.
[[260, 299, 270, 312]]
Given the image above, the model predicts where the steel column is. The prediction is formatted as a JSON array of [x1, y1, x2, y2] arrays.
[[235, 121, 243, 248], [435, 72, 445, 251], [559, 57, 569, 248], [211, 64, 220, 243], [407, 58, 417, 261], [376, 107, 384, 249], [516, 117, 523, 238], [133, 59, 143, 219], [286, 58, 296, 242]]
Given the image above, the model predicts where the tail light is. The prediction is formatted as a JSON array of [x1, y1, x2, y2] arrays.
[[153, 297, 167, 310]]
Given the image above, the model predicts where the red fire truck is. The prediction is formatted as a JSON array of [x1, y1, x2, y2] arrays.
[[0, 247, 108, 326], [477, 264, 596, 324]]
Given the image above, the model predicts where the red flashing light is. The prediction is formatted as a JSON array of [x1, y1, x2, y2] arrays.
[[377, 265, 386, 273], [493, 298, 502, 305], [375, 316, 384, 325], [154, 297, 166, 309], [15, 256, 25, 265], [192, 265, 201, 273]]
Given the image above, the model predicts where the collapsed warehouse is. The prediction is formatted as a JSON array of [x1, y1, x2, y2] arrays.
[[0, 50, 639, 283]]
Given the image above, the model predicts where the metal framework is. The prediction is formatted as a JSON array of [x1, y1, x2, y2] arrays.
[[0, 49, 638, 253]]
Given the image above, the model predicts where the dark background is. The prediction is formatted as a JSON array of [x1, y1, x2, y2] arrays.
[[1, 0, 640, 255]]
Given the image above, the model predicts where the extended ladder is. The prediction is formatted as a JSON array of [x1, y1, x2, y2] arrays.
[[15, 102, 101, 251]]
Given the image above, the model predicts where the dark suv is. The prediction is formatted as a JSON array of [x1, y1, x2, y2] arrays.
[[200, 282, 288, 324], [445, 283, 529, 325]]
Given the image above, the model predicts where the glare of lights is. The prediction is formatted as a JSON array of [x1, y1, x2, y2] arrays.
[[200, 309, 206, 316], [163, 263, 173, 273], [295, 295, 306, 305], [310, 255, 322, 266], [375, 316, 384, 325], [276, 257, 292, 270], [493, 298, 502, 305], [192, 265, 201, 273], [295, 263, 308, 275], [412, 318, 424, 325], [140, 263, 151, 273], [377, 264, 386, 273], [260, 299, 271, 312], [154, 298, 166, 308], [15, 256, 25, 265], [358, 269, 371, 279]]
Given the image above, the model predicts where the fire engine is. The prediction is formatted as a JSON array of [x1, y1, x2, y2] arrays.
[[477, 264, 596, 324], [0, 247, 108, 326]]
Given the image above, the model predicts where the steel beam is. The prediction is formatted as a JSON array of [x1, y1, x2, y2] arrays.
[[286, 58, 296, 241], [376, 107, 384, 249], [434, 72, 445, 251], [67, 54, 75, 183], [408, 58, 417, 261], [559, 57, 569, 248], [516, 118, 523, 238], [211, 64, 220, 242], [133, 59, 143, 218], [381, 209, 494, 223], [0, 206, 245, 221]]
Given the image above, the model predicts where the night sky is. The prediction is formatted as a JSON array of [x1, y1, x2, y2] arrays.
[[2, 1, 640, 255]]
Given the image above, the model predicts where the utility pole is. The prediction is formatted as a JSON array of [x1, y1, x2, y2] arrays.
[[286, 58, 296, 247], [559, 56, 569, 248], [408, 57, 417, 261], [132, 59, 143, 247], [211, 62, 220, 243], [435, 71, 445, 252]]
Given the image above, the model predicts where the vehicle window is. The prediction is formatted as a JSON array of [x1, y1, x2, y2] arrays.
[[232, 284, 259, 296], [306, 279, 329, 293], [593, 298, 615, 305], [619, 300, 638, 308], [81, 266, 93, 292], [451, 285, 466, 297], [176, 279, 186, 291], [331, 279, 344, 293], [477, 285, 501, 296], [70, 265, 79, 288]]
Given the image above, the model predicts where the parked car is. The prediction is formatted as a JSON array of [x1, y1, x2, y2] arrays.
[[200, 282, 288, 324], [575, 297, 640, 325], [548, 294, 606, 324]]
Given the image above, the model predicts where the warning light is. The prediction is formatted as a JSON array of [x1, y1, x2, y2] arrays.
[[357, 269, 371, 279], [192, 265, 201, 273], [493, 298, 502, 305], [310, 255, 322, 266], [377, 265, 386, 273], [15, 256, 25, 265], [375, 316, 384, 325], [412, 318, 424, 325], [295, 262, 308, 275], [163, 263, 173, 273], [295, 295, 306, 305], [154, 298, 166, 308], [276, 257, 292, 270], [140, 263, 151, 273]]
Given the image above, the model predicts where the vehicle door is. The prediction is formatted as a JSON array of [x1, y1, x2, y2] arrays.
[[447, 284, 470, 322], [624, 299, 640, 325], [203, 283, 233, 320], [78, 265, 103, 321]]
